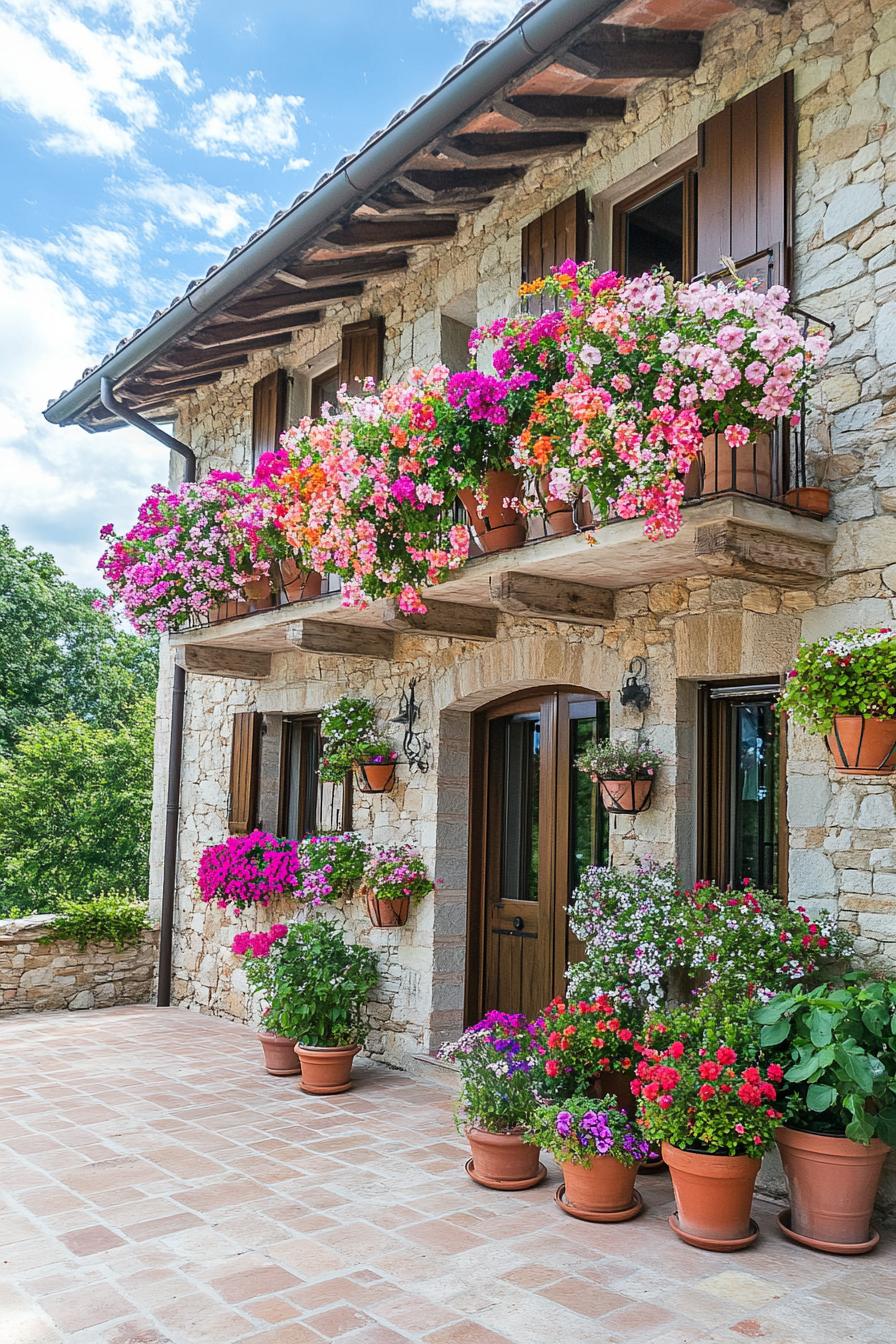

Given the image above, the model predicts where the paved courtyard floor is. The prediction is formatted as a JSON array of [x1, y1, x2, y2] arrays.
[[0, 1007, 893, 1344]]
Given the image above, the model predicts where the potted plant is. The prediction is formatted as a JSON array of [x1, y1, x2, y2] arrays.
[[360, 844, 435, 927], [296, 832, 367, 906], [756, 977, 896, 1254], [533, 994, 641, 1116], [778, 626, 896, 774], [635, 997, 783, 1251], [353, 740, 399, 794], [575, 740, 664, 814], [231, 924, 300, 1075], [319, 696, 399, 792], [282, 918, 379, 1094], [439, 1011, 545, 1190], [527, 1095, 651, 1222], [196, 830, 301, 913]]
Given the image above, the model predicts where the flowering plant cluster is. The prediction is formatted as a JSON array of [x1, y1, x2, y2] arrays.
[[634, 998, 783, 1156], [440, 1010, 542, 1133], [526, 1095, 652, 1167], [319, 696, 395, 783], [777, 626, 896, 733], [296, 832, 368, 905], [533, 995, 639, 1100], [362, 844, 436, 905], [197, 831, 302, 912], [230, 922, 298, 1038], [575, 739, 664, 781]]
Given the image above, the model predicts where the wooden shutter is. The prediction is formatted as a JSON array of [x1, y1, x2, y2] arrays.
[[339, 317, 384, 394], [521, 191, 589, 315], [229, 711, 261, 835], [251, 369, 288, 464], [696, 73, 793, 287]]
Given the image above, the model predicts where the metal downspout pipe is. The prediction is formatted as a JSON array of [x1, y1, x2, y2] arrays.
[[100, 377, 195, 1008]]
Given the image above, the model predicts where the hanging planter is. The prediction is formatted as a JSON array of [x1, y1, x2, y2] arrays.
[[457, 470, 527, 553], [364, 888, 410, 928], [598, 775, 654, 814], [354, 753, 398, 793], [824, 715, 896, 776], [575, 740, 664, 816], [360, 847, 435, 928]]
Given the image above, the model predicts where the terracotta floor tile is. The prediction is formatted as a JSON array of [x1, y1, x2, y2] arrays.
[[58, 1224, 128, 1256], [423, 1324, 514, 1344], [303, 1304, 376, 1336], [210, 1263, 304, 1303]]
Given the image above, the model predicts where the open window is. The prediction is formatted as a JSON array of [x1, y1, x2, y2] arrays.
[[613, 166, 696, 281], [310, 368, 339, 418], [278, 714, 351, 840]]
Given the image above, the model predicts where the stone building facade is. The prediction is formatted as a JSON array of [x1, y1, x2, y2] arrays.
[[145, 0, 896, 1076]]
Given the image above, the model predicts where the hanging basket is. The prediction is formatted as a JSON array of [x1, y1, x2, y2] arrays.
[[825, 715, 896, 775], [597, 775, 654, 815], [354, 759, 398, 793], [364, 887, 411, 928]]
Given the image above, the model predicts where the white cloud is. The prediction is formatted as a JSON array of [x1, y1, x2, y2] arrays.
[[45, 225, 138, 287], [411, 0, 520, 36], [284, 156, 311, 172], [189, 89, 305, 163], [0, 0, 196, 157], [0, 235, 164, 587], [133, 175, 259, 238]]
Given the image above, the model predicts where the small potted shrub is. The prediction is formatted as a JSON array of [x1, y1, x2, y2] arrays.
[[360, 844, 435, 927], [527, 1096, 651, 1222], [778, 626, 896, 774], [575, 740, 663, 814], [533, 994, 641, 1116], [283, 919, 379, 1094], [635, 998, 783, 1251], [231, 924, 300, 1075], [756, 977, 896, 1254], [296, 832, 367, 905], [353, 739, 399, 794], [197, 830, 300, 912], [320, 696, 399, 792], [440, 1011, 545, 1190]]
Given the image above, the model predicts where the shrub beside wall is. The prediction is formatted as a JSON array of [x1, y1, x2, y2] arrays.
[[0, 914, 157, 1014]]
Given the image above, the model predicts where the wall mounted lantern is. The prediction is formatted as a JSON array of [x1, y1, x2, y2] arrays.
[[619, 657, 651, 712]]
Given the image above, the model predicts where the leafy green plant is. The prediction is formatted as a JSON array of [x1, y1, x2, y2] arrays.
[[755, 976, 896, 1145], [575, 739, 664, 781], [526, 1095, 651, 1167], [319, 696, 392, 782], [777, 626, 896, 733], [42, 892, 150, 950], [440, 1011, 540, 1133]]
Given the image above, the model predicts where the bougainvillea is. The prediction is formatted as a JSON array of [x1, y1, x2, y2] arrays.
[[196, 831, 302, 911]]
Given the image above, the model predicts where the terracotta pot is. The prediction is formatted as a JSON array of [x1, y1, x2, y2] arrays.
[[540, 478, 593, 537], [776, 1126, 890, 1252], [663, 1143, 760, 1249], [295, 1043, 359, 1095], [257, 1031, 301, 1077], [207, 598, 248, 624], [783, 486, 831, 518], [597, 776, 654, 814], [824, 715, 896, 776], [589, 1068, 637, 1117], [354, 759, 397, 793], [277, 559, 323, 604], [685, 433, 773, 500], [458, 471, 527, 553], [563, 1155, 638, 1214], [466, 1127, 543, 1190], [365, 888, 410, 928], [242, 575, 272, 603]]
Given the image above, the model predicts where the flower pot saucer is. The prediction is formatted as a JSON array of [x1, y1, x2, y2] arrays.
[[299, 1079, 353, 1096], [555, 1185, 644, 1223], [464, 1157, 546, 1191], [777, 1208, 880, 1256], [669, 1212, 759, 1251]]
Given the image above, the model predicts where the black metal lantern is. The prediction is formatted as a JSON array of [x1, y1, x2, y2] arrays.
[[391, 678, 431, 773], [619, 658, 651, 712]]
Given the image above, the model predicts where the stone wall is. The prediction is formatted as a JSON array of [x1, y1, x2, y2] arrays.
[[149, 0, 896, 1064], [0, 916, 157, 1015]]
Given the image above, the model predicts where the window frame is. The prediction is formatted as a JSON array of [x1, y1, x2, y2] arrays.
[[277, 713, 352, 840], [611, 160, 697, 281], [310, 367, 339, 420]]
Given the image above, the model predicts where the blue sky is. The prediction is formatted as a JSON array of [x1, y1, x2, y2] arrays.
[[1, 0, 519, 585]]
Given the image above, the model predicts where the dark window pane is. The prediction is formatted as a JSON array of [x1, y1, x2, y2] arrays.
[[491, 712, 540, 902], [281, 718, 320, 840], [568, 699, 609, 892], [623, 181, 685, 279], [731, 700, 779, 889]]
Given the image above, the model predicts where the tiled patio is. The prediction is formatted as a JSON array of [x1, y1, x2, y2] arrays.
[[0, 1008, 892, 1344]]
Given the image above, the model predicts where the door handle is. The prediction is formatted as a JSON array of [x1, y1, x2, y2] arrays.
[[512, 916, 524, 931]]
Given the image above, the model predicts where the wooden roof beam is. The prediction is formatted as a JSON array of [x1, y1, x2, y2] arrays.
[[395, 166, 523, 203], [494, 93, 626, 130], [226, 283, 364, 319], [438, 129, 587, 167], [142, 354, 250, 385], [283, 252, 410, 283], [558, 25, 702, 81], [321, 217, 458, 251], [128, 371, 223, 399], [189, 313, 322, 349]]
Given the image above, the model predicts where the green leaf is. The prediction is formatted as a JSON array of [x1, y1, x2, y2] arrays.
[[838, 1049, 874, 1095], [806, 1083, 837, 1112], [760, 1019, 791, 1047], [807, 1007, 833, 1048], [786, 1053, 825, 1084]]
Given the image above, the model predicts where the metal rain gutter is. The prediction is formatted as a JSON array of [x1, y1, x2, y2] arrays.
[[45, 0, 619, 428]]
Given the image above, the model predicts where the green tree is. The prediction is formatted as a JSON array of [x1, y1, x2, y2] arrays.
[[0, 526, 157, 755], [0, 698, 154, 910]]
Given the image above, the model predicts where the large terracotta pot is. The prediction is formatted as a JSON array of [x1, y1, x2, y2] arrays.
[[354, 759, 397, 793], [257, 1031, 301, 1077], [824, 715, 896, 776], [589, 1068, 637, 1118], [458, 471, 527, 553], [242, 575, 272, 602], [597, 776, 654, 815], [698, 432, 773, 498], [540, 478, 593, 537], [277, 559, 322, 604], [466, 1127, 544, 1190], [663, 1143, 761, 1250], [776, 1126, 890, 1253], [561, 1155, 640, 1220], [295, 1043, 359, 1095], [364, 889, 410, 928]]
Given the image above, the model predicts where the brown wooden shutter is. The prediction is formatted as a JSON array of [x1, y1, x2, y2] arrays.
[[521, 191, 589, 315], [339, 317, 384, 394], [696, 73, 793, 287], [229, 711, 261, 835], [251, 369, 288, 464]]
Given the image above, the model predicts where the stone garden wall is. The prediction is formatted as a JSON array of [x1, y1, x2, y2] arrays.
[[151, 0, 896, 1064], [0, 916, 157, 1015]]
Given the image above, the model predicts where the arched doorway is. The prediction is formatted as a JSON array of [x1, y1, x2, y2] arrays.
[[465, 687, 609, 1023]]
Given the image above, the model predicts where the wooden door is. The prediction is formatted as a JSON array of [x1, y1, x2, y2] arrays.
[[467, 690, 608, 1023]]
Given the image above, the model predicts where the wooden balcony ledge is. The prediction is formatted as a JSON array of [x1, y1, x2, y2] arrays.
[[170, 496, 835, 677]]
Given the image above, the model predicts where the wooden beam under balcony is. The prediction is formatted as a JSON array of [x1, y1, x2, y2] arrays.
[[287, 619, 395, 659], [490, 572, 614, 625], [558, 25, 702, 81], [381, 599, 498, 641], [439, 130, 586, 167], [322, 217, 457, 251], [175, 646, 272, 679], [694, 519, 829, 587]]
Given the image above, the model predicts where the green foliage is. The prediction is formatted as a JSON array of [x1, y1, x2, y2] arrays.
[[0, 525, 158, 755], [318, 696, 381, 783], [0, 700, 154, 903], [777, 626, 896, 734], [244, 918, 379, 1047], [43, 893, 150, 950], [755, 976, 896, 1145]]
